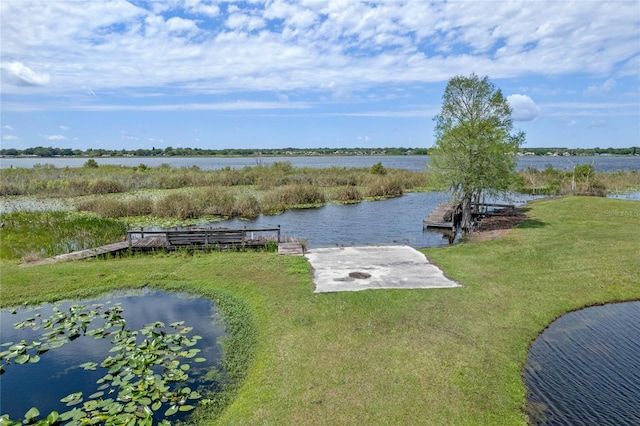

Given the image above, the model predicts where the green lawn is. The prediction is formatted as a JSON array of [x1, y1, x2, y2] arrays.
[[1, 196, 638, 425]]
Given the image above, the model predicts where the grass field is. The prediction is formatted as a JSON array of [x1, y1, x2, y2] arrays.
[[1, 196, 638, 425]]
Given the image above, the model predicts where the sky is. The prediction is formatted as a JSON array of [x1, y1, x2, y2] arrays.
[[1, 0, 639, 151]]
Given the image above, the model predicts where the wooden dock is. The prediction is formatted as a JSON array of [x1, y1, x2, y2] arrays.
[[278, 242, 305, 256], [423, 203, 456, 230], [28, 227, 302, 265], [423, 201, 516, 231]]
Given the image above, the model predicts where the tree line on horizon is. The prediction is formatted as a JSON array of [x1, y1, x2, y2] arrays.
[[0, 145, 637, 159]]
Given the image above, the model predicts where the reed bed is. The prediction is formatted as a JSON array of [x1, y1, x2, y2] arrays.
[[2, 162, 430, 220], [0, 161, 425, 197], [515, 166, 640, 196], [0, 211, 126, 261]]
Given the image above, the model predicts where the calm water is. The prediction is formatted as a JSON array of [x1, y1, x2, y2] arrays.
[[0, 289, 226, 423], [1, 155, 639, 172], [179, 191, 543, 248], [525, 302, 640, 425]]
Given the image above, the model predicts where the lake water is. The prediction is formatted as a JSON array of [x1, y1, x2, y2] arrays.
[[1, 155, 639, 172], [190, 191, 543, 248], [0, 289, 226, 423], [525, 302, 640, 425]]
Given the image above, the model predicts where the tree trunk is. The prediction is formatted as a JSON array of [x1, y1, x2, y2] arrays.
[[461, 197, 473, 231]]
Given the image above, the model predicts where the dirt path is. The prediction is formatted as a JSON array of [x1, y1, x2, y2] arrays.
[[464, 207, 529, 243]]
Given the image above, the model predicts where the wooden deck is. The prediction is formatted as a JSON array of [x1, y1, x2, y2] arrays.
[[29, 227, 302, 265], [423, 203, 455, 230], [423, 202, 516, 231], [278, 242, 305, 256]]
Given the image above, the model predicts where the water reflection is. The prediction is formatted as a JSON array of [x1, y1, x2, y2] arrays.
[[525, 302, 640, 425], [0, 289, 226, 423]]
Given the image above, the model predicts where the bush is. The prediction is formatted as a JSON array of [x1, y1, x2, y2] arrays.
[[0, 183, 22, 196], [261, 191, 288, 215], [365, 177, 404, 197], [84, 159, 99, 168], [574, 164, 595, 181], [76, 198, 128, 218], [199, 187, 236, 216], [370, 162, 387, 175], [279, 184, 326, 205], [90, 179, 126, 194], [235, 194, 261, 218], [332, 186, 362, 202], [125, 197, 154, 216], [154, 192, 202, 219]]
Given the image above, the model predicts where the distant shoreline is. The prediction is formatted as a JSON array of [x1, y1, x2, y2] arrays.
[[1, 145, 638, 159]]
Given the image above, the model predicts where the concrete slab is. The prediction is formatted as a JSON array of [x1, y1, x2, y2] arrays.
[[305, 245, 461, 293]]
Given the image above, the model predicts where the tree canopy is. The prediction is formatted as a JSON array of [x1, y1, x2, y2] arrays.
[[430, 74, 525, 230]]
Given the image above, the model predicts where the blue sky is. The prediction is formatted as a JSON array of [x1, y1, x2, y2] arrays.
[[1, 0, 639, 151]]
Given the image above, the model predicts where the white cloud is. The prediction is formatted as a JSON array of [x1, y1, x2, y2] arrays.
[[585, 78, 617, 96], [507, 94, 541, 121], [1, 62, 50, 86], [166, 16, 199, 33], [225, 13, 266, 32], [3, 135, 19, 140], [59, 125, 69, 131], [121, 132, 140, 140], [0, 0, 637, 104], [590, 120, 606, 128], [10, 100, 313, 112], [45, 134, 66, 140], [541, 102, 638, 117], [3, 125, 15, 131], [183, 0, 220, 18]]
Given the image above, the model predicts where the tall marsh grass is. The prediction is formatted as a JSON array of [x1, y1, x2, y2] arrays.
[[3, 161, 432, 220], [0, 162, 427, 197], [0, 211, 127, 260], [515, 166, 638, 196]]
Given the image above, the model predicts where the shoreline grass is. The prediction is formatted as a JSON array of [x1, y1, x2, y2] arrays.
[[1, 196, 638, 424]]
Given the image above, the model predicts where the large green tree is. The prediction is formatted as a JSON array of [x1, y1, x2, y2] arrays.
[[431, 74, 525, 230]]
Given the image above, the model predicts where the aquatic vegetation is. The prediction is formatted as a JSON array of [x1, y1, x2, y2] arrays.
[[0, 302, 208, 425], [0, 211, 126, 260]]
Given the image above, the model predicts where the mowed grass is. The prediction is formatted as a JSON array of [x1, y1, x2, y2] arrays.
[[1, 196, 638, 425]]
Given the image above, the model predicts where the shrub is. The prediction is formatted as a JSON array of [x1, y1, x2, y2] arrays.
[[574, 164, 595, 181], [84, 159, 99, 168], [261, 191, 288, 215], [125, 197, 154, 216], [76, 198, 128, 218], [279, 184, 326, 205], [199, 187, 236, 216], [154, 192, 202, 219], [90, 179, 126, 194], [370, 162, 387, 175], [158, 173, 195, 189], [365, 177, 404, 197], [332, 186, 362, 202], [0, 183, 22, 196], [235, 194, 261, 218]]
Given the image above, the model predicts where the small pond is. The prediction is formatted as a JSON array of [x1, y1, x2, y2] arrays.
[[525, 301, 640, 425], [0, 289, 227, 423]]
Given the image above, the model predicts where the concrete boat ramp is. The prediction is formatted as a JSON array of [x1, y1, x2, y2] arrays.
[[305, 245, 460, 293]]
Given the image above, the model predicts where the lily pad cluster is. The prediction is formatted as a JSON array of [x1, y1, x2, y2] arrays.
[[0, 303, 209, 425]]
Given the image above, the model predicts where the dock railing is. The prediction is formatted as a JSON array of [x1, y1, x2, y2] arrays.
[[127, 226, 281, 249]]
